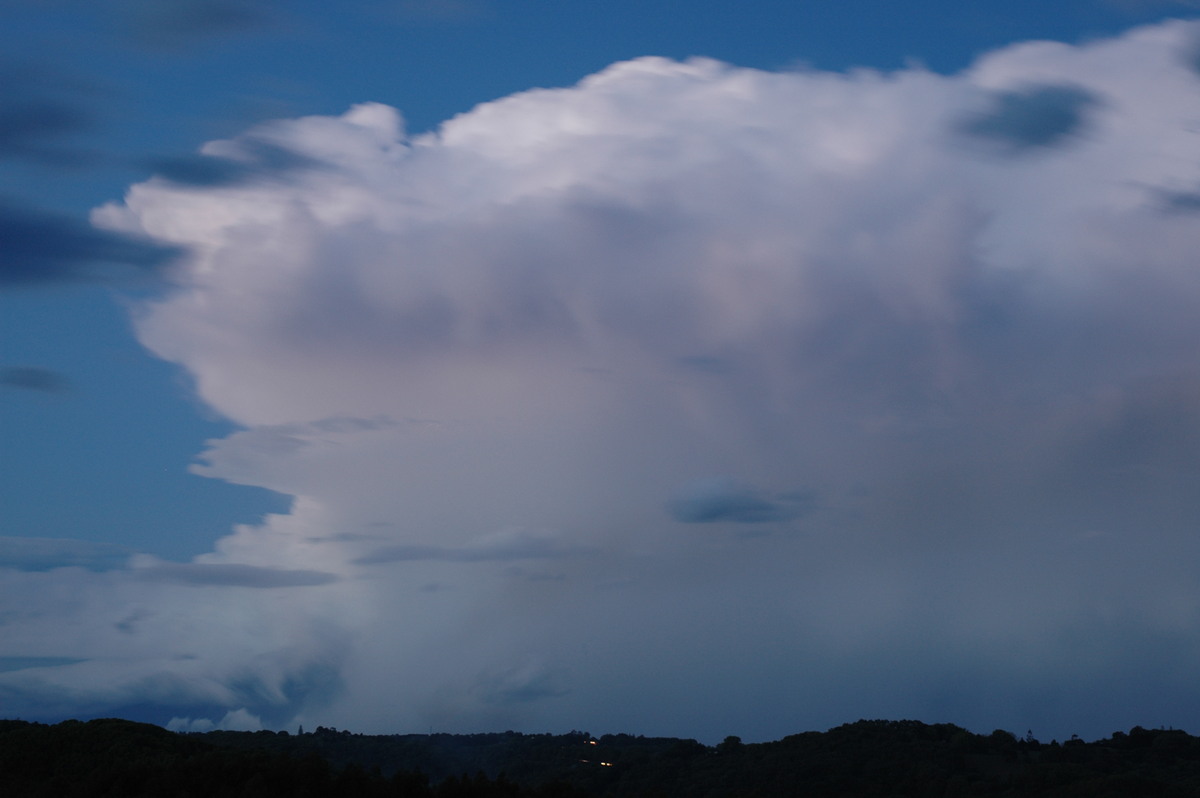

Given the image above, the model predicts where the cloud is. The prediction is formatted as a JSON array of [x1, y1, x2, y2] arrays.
[[167, 707, 263, 732], [129, 557, 338, 588], [668, 478, 811, 524], [10, 19, 1200, 742], [1155, 186, 1200, 211], [143, 139, 325, 187], [0, 61, 97, 165], [166, 715, 215, 732], [0, 537, 130, 571], [0, 657, 87, 673], [1188, 32, 1200, 73], [0, 100, 90, 161], [353, 528, 591, 565], [674, 355, 733, 374], [119, 0, 276, 47], [0, 366, 71, 393], [393, 0, 490, 22], [0, 561, 351, 726], [1105, 0, 1200, 10], [476, 660, 569, 706], [959, 83, 1100, 151], [0, 201, 181, 286]]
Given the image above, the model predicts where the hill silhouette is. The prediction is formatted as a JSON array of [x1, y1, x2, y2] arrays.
[[3, 717, 1200, 796]]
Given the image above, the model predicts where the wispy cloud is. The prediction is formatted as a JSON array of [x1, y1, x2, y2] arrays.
[[0, 536, 130, 571], [143, 139, 326, 187], [476, 660, 570, 706], [354, 531, 590, 565], [0, 201, 181, 287], [0, 61, 98, 166], [0, 657, 87, 673], [118, 0, 278, 47], [668, 478, 811, 524], [0, 366, 71, 393], [130, 557, 338, 588], [393, 0, 490, 23]]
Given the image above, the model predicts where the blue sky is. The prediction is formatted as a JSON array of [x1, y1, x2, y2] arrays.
[[4, 0, 1200, 742]]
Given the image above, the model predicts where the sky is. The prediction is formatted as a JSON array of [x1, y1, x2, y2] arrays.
[[4, 0, 1200, 744]]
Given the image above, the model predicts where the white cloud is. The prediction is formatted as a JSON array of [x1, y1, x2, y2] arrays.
[[167, 715, 215, 732], [167, 708, 263, 732], [7, 19, 1200, 741]]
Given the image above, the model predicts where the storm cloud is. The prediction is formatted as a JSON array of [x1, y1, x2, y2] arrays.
[[5, 19, 1200, 742]]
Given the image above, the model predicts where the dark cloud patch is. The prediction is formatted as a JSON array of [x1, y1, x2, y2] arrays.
[[0, 537, 130, 572], [144, 140, 324, 187], [477, 662, 569, 706], [0, 657, 86, 673], [309, 416, 397, 433], [0, 101, 91, 163], [132, 560, 337, 587], [354, 535, 585, 565], [0, 201, 182, 287], [144, 154, 257, 187], [114, 609, 152, 635], [1069, 378, 1200, 477], [669, 478, 812, 524], [121, 0, 275, 47], [0, 62, 98, 165], [959, 84, 1100, 151], [394, 0, 490, 23], [305, 532, 380, 544], [0, 366, 71, 393], [1156, 188, 1200, 212], [1186, 34, 1200, 75]]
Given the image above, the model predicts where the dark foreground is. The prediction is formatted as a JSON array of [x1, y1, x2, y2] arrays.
[[3, 717, 1200, 797]]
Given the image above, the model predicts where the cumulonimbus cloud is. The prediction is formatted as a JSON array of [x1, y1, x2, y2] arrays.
[[5, 19, 1200, 741]]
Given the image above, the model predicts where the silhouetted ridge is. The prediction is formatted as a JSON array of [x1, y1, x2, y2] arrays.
[[4, 717, 1200, 796]]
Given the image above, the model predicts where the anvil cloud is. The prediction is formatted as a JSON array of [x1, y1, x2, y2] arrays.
[[5, 19, 1200, 741]]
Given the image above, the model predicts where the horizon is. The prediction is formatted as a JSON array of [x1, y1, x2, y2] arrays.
[[11, 714, 1193, 747]]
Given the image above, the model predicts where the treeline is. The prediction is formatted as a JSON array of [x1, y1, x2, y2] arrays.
[[0, 717, 563, 798], [5, 717, 1200, 796]]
